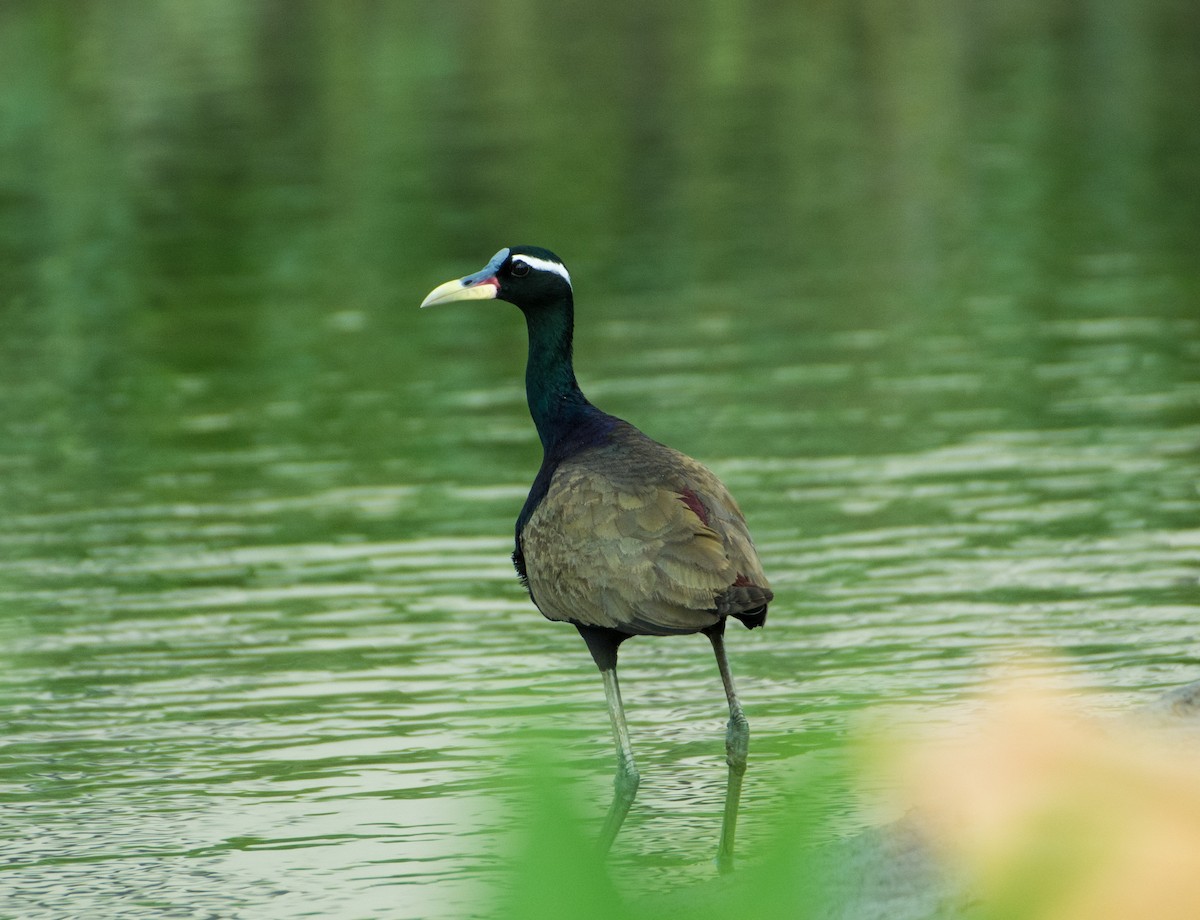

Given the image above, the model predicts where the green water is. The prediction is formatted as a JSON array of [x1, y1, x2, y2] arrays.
[[2, 3, 1198, 917]]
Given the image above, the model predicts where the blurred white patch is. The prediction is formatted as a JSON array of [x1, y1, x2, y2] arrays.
[[327, 310, 366, 332]]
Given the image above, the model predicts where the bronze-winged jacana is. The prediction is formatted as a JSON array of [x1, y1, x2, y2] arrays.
[[421, 247, 772, 871]]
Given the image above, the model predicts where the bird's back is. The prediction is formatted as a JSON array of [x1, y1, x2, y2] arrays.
[[519, 420, 772, 636]]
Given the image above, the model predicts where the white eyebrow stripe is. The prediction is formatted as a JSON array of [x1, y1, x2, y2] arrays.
[[512, 255, 571, 286]]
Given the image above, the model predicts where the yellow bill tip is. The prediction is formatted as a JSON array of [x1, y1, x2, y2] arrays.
[[420, 277, 499, 309]]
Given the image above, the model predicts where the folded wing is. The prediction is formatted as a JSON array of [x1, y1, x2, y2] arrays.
[[520, 434, 772, 635]]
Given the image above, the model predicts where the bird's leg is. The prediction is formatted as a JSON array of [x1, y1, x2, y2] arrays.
[[598, 665, 640, 854], [706, 621, 748, 874]]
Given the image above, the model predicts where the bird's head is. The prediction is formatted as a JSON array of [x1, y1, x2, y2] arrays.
[[420, 246, 572, 313]]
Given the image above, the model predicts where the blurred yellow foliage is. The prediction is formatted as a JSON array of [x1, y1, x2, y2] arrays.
[[888, 676, 1200, 920]]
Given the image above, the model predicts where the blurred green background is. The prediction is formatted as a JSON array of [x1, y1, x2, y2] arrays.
[[1, 1, 1198, 918]]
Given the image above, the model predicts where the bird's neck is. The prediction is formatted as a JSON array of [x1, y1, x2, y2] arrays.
[[522, 298, 590, 450]]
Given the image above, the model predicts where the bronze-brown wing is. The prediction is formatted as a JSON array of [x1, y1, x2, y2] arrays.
[[520, 436, 772, 635]]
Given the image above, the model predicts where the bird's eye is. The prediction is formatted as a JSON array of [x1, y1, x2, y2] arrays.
[[510, 259, 530, 278]]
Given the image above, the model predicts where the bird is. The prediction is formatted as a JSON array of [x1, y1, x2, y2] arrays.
[[421, 246, 772, 872]]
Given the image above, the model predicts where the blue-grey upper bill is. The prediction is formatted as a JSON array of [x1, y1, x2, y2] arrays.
[[420, 248, 510, 308]]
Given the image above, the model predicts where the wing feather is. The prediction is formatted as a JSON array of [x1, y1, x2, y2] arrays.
[[520, 434, 772, 635]]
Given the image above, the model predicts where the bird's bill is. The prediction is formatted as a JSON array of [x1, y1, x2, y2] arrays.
[[419, 248, 510, 308], [419, 275, 498, 308]]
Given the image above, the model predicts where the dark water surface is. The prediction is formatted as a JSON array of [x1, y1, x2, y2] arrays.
[[2, 3, 1198, 917]]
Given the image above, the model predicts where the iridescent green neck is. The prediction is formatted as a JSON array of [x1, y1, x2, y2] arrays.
[[522, 297, 588, 450]]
